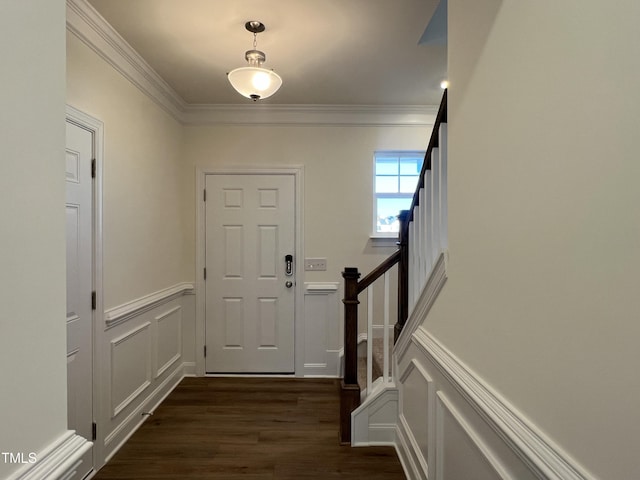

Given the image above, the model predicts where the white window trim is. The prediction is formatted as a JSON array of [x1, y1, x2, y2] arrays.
[[372, 150, 425, 238]]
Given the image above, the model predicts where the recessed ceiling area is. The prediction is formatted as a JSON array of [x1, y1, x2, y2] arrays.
[[87, 0, 447, 106]]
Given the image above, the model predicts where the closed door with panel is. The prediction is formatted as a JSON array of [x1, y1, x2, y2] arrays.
[[205, 174, 296, 373]]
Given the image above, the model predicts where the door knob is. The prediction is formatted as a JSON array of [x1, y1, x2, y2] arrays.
[[285, 281, 293, 288]]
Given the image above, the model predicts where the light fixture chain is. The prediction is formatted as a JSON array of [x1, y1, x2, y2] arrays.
[[253, 32, 257, 49]]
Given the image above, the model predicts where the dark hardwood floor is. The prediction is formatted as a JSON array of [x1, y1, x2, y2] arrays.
[[93, 377, 406, 479]]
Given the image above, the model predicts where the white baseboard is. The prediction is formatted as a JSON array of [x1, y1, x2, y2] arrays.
[[182, 361, 196, 377], [7, 431, 91, 480]]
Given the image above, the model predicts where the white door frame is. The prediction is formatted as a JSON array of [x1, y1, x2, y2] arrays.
[[195, 166, 305, 376], [65, 105, 105, 471]]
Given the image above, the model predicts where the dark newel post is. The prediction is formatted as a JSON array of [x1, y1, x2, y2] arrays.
[[340, 267, 361, 444], [395, 210, 409, 343]]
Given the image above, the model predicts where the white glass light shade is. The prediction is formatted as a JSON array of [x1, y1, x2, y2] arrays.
[[227, 67, 283, 100]]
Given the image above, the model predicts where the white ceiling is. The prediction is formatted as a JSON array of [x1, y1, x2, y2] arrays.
[[87, 0, 447, 107]]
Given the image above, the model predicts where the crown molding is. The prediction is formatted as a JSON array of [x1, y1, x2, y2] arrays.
[[66, 0, 187, 118], [66, 0, 438, 126], [181, 104, 438, 126]]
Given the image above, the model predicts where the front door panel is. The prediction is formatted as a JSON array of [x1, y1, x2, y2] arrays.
[[205, 174, 295, 373]]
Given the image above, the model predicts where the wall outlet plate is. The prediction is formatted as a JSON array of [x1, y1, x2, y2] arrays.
[[304, 258, 327, 271]]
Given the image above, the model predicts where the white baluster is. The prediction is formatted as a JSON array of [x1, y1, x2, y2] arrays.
[[431, 147, 440, 265], [424, 169, 433, 275], [383, 271, 390, 384], [439, 123, 448, 250], [367, 285, 373, 397], [412, 205, 420, 307], [408, 220, 415, 309], [417, 188, 425, 291]]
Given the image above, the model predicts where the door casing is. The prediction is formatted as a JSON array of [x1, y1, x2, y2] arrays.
[[66, 105, 105, 472], [195, 166, 305, 376]]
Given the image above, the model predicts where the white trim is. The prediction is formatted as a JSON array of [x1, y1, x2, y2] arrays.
[[395, 250, 448, 359], [369, 236, 399, 248], [154, 306, 183, 379], [66, 0, 185, 119], [65, 105, 104, 478], [7, 431, 92, 480], [65, 0, 438, 126], [412, 328, 596, 480], [435, 391, 510, 480], [110, 322, 152, 418], [103, 364, 184, 459], [352, 383, 399, 447], [397, 359, 433, 478], [182, 104, 438, 126], [195, 166, 305, 376], [104, 282, 194, 328], [182, 362, 197, 377], [304, 282, 339, 294], [395, 419, 427, 480]]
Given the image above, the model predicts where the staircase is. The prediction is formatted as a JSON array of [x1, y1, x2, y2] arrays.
[[340, 90, 448, 446]]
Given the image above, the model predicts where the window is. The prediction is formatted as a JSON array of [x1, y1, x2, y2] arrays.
[[373, 151, 425, 235]]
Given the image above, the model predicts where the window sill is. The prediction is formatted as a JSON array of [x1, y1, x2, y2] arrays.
[[369, 235, 400, 247]]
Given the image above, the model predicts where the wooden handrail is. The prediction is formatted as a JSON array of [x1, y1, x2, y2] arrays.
[[357, 250, 400, 294], [403, 89, 448, 235]]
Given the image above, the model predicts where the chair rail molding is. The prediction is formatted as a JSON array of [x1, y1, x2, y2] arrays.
[[104, 282, 194, 329]]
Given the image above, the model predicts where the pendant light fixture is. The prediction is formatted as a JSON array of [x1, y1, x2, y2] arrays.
[[227, 21, 283, 101]]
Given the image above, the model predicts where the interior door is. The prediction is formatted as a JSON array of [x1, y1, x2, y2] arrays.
[[66, 119, 94, 478], [205, 173, 295, 373]]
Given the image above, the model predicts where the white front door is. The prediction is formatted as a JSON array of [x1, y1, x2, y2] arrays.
[[205, 174, 296, 373], [65, 119, 94, 478]]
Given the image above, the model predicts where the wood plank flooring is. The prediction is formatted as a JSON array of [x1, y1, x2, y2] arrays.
[[93, 377, 406, 479]]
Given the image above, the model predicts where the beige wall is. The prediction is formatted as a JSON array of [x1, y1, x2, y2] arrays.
[[0, 1, 67, 477], [422, 1, 640, 479], [66, 22, 430, 378], [66, 33, 187, 309], [183, 124, 429, 284]]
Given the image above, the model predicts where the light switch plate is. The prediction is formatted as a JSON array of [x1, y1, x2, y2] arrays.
[[304, 258, 327, 271]]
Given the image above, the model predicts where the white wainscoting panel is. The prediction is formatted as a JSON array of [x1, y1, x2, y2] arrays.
[[436, 391, 508, 480], [97, 284, 195, 469], [393, 248, 595, 480], [155, 305, 182, 378], [397, 359, 434, 479], [110, 322, 152, 418], [395, 319, 595, 480], [303, 282, 340, 377]]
